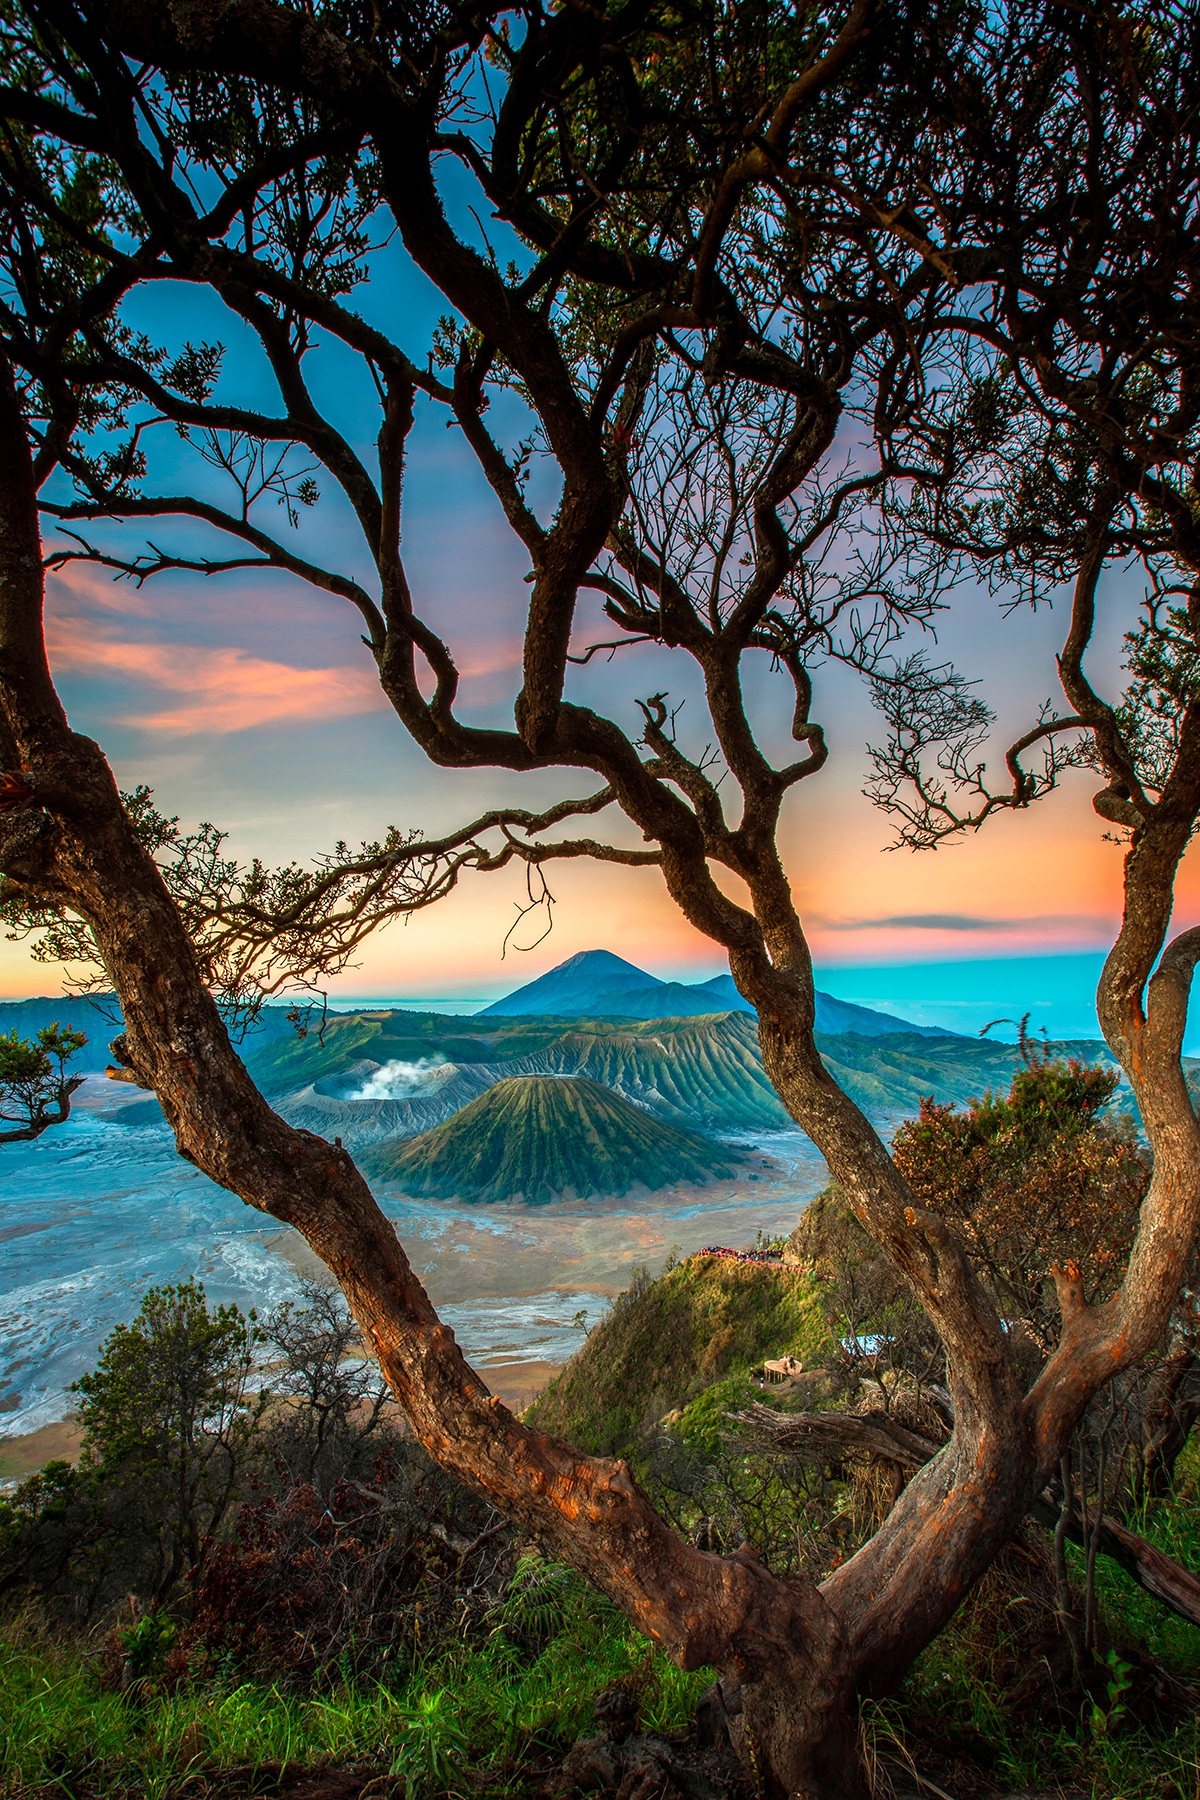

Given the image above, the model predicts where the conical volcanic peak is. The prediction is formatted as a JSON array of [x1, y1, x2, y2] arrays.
[[364, 1074, 744, 1203], [477, 947, 957, 1034]]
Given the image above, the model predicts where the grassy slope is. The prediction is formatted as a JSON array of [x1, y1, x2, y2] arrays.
[[364, 1075, 740, 1202], [528, 1256, 829, 1455], [527, 1255, 1200, 1794]]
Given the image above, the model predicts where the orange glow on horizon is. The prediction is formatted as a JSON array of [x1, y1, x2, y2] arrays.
[[3, 759, 1195, 999], [16, 563, 1200, 1004]]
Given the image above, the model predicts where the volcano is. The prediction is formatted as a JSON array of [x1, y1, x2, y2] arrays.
[[364, 1074, 745, 1202]]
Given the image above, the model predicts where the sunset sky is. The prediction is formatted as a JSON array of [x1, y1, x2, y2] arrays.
[[11, 216, 1199, 1049]]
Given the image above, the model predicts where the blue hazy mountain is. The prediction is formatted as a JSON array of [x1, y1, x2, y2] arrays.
[[0, 994, 123, 1069], [479, 949, 957, 1037], [0, 993, 297, 1071]]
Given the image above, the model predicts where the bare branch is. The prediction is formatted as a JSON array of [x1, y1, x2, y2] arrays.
[[866, 658, 1088, 850]]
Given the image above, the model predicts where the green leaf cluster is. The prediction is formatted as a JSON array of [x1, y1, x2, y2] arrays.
[[0, 1021, 86, 1132]]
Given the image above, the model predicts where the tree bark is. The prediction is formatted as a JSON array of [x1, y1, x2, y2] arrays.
[[736, 1403, 1200, 1632]]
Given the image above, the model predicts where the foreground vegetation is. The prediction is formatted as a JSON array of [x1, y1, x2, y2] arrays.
[[874, 1465, 1200, 1798], [3, 1050, 1199, 1796], [1, 1560, 710, 1799], [3, 1482, 1198, 1799]]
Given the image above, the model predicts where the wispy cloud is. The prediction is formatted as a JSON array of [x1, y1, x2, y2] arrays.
[[831, 912, 1014, 931], [45, 559, 161, 617], [825, 912, 1108, 933], [46, 618, 387, 735], [44, 561, 523, 732]]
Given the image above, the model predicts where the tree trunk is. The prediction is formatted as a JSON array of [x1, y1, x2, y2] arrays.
[[746, 998, 1040, 1694], [737, 1401, 1200, 1633], [3, 296, 1198, 1784], [1138, 1346, 1200, 1501]]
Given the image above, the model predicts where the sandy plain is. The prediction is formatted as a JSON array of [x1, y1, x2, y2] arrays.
[[1, 1118, 827, 1475]]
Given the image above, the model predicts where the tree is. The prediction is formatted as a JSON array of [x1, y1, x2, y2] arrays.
[[261, 1280, 399, 1493], [0, 1, 1198, 1791], [2, 1283, 262, 1617], [891, 1049, 1148, 1360], [73, 1281, 264, 1602], [787, 1048, 1154, 1429], [837, 1044, 1195, 1477], [0, 1020, 85, 1140], [770, 1060, 1200, 1639]]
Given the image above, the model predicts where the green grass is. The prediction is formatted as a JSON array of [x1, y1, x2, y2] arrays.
[[870, 1443, 1200, 1798], [867, 1682, 1200, 1800], [6, 1424, 1197, 1800], [1080, 1479, 1200, 1680], [0, 1555, 711, 1798]]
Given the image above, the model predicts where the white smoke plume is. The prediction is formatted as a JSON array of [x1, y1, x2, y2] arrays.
[[351, 1058, 444, 1099]]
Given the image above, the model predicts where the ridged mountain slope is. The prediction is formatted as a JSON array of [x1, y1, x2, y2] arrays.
[[244, 1006, 1125, 1150], [528, 1014, 787, 1129], [364, 1074, 741, 1202]]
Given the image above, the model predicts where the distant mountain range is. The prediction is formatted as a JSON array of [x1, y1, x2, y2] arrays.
[[0, 971, 1138, 1208], [364, 1074, 744, 1203], [242, 1007, 1121, 1158], [0, 980, 1121, 1154], [0, 952, 947, 1072], [479, 949, 956, 1037]]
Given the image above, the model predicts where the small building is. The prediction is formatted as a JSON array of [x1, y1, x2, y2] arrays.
[[763, 1354, 804, 1385]]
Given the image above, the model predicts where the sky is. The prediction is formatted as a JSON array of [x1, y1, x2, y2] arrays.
[[10, 174, 1200, 1051]]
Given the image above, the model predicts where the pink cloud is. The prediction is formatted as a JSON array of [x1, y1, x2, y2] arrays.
[[44, 561, 523, 730], [45, 559, 162, 617], [46, 622, 387, 735]]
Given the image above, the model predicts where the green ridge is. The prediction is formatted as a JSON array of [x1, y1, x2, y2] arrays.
[[243, 1012, 569, 1094], [245, 1006, 1119, 1128], [363, 1074, 741, 1202], [534, 1014, 787, 1129], [528, 1256, 829, 1456]]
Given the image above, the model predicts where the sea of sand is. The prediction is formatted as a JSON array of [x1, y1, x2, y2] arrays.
[[0, 1073, 829, 1468]]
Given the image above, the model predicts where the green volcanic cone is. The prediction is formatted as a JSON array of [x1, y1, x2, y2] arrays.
[[364, 1074, 743, 1202]]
